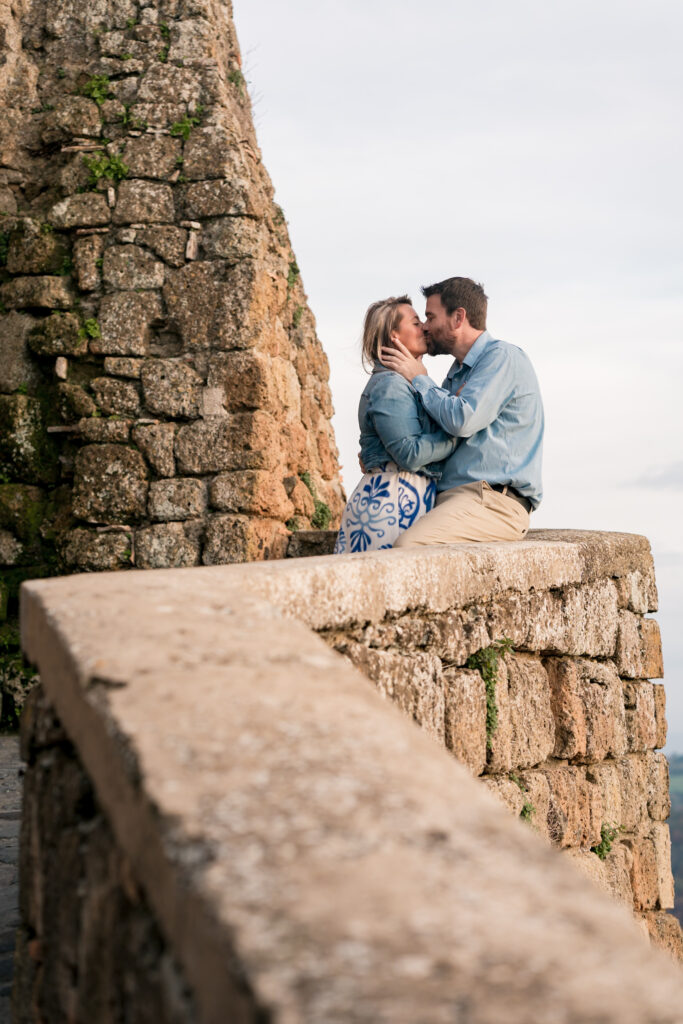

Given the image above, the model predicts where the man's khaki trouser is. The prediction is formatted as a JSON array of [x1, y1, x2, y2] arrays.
[[393, 480, 530, 548]]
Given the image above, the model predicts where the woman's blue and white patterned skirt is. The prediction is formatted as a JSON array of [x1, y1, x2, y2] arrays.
[[334, 467, 436, 554]]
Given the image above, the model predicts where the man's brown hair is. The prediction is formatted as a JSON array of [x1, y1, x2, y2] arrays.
[[421, 277, 488, 330]]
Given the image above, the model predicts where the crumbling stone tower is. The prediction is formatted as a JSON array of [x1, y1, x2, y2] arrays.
[[0, 0, 345, 718]]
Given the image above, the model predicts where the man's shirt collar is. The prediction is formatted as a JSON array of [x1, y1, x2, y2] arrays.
[[446, 330, 492, 378]]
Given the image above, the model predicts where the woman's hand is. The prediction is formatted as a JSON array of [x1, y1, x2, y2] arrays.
[[380, 337, 428, 382]]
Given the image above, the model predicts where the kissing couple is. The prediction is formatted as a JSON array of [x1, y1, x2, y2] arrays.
[[334, 276, 544, 554]]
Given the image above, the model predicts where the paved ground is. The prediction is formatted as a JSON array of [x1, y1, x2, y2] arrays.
[[0, 735, 22, 1024]]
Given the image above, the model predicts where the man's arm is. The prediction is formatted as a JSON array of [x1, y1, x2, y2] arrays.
[[381, 339, 516, 437]]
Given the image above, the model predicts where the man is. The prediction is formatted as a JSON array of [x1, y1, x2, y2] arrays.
[[380, 277, 543, 547]]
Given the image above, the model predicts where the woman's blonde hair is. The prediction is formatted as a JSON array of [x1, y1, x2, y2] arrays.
[[361, 295, 412, 371]]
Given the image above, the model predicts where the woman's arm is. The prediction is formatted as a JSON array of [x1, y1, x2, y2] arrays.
[[369, 375, 456, 472]]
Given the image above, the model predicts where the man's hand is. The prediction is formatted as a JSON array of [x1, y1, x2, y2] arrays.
[[380, 337, 428, 382]]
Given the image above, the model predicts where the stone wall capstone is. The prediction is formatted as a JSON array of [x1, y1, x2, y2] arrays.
[[13, 532, 683, 1023], [0, 0, 344, 724]]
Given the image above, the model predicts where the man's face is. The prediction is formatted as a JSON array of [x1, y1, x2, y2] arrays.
[[423, 294, 459, 355]]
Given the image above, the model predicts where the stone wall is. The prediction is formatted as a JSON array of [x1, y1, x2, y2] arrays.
[[14, 532, 683, 1022], [0, 0, 344, 724], [319, 537, 676, 949]]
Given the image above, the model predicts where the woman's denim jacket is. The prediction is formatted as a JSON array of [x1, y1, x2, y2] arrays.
[[359, 362, 457, 479]]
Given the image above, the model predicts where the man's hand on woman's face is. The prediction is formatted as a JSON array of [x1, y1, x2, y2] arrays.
[[380, 338, 428, 382]]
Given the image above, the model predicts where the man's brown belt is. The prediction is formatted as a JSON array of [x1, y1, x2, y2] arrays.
[[490, 483, 533, 514]]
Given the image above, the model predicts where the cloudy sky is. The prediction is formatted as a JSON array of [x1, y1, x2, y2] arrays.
[[233, 0, 683, 747]]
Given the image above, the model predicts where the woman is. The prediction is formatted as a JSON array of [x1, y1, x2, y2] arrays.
[[334, 296, 457, 553]]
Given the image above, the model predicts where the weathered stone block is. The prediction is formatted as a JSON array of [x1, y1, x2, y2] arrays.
[[0, 529, 23, 565], [488, 654, 554, 773], [72, 445, 148, 523], [201, 217, 267, 263], [48, 194, 110, 228], [0, 484, 45, 541], [135, 64, 205, 106], [102, 244, 165, 290], [615, 611, 663, 679], [175, 412, 280, 474], [136, 226, 187, 268], [127, 102, 187, 129], [6, 221, 68, 275], [638, 911, 683, 961], [284, 475, 316, 518], [647, 752, 671, 821], [183, 126, 239, 180], [519, 770, 553, 840], [63, 529, 132, 570], [100, 98, 127, 124], [90, 378, 141, 418], [40, 97, 101, 143], [122, 136, 181, 179], [103, 358, 143, 379], [563, 847, 608, 894], [585, 761, 623, 830], [619, 756, 652, 832], [210, 470, 293, 519], [202, 514, 290, 566], [164, 260, 281, 351], [614, 569, 658, 614], [132, 422, 176, 477], [78, 418, 131, 444], [0, 312, 43, 394], [0, 276, 73, 311], [0, 395, 55, 483], [56, 383, 96, 422], [337, 643, 445, 742], [92, 292, 162, 356], [480, 775, 526, 817], [486, 582, 619, 658], [73, 235, 104, 292], [148, 478, 206, 521], [624, 681, 657, 752], [113, 181, 174, 224], [208, 351, 301, 414], [286, 530, 337, 558], [540, 765, 602, 849], [414, 607, 490, 665], [653, 684, 667, 749], [134, 523, 200, 569], [651, 823, 675, 909], [28, 313, 87, 357], [443, 667, 486, 775], [183, 178, 268, 219], [589, 756, 648, 833], [625, 827, 674, 911], [140, 360, 202, 418], [545, 657, 627, 762], [602, 842, 635, 907]]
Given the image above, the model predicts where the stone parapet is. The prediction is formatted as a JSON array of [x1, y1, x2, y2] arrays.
[[14, 531, 683, 1022]]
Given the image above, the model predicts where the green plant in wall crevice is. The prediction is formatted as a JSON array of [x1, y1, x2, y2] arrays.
[[299, 471, 332, 530], [82, 151, 129, 188], [467, 637, 513, 750], [80, 74, 113, 106], [591, 822, 624, 861]]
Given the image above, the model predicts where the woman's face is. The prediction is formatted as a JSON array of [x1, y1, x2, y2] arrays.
[[392, 305, 427, 357]]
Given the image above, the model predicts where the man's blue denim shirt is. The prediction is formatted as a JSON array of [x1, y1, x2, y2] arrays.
[[411, 331, 544, 507], [359, 362, 457, 477]]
